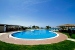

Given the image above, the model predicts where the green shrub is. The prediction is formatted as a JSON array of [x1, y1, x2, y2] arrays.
[[71, 34, 75, 39]]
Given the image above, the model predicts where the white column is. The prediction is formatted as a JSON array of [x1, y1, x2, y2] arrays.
[[4, 25, 6, 32]]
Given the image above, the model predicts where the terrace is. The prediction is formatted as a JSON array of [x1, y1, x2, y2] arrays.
[[0, 24, 75, 50], [58, 24, 75, 39]]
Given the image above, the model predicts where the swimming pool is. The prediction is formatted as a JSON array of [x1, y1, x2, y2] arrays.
[[10, 29, 59, 40]]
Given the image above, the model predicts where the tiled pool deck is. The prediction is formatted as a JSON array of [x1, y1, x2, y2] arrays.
[[0, 31, 67, 45]]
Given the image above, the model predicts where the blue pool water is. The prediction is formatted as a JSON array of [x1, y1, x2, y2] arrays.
[[11, 30, 58, 40]]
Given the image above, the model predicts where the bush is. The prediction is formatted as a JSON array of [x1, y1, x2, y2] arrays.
[[71, 34, 75, 39]]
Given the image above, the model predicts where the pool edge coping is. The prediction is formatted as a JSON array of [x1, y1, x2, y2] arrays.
[[9, 30, 59, 41]]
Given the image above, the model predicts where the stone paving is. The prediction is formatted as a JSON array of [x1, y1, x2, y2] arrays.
[[0, 32, 67, 45]]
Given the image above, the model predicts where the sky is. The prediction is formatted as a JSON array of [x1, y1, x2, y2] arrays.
[[0, 0, 75, 27]]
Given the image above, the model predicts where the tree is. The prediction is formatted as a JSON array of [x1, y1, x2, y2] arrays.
[[68, 29, 72, 37], [21, 26, 27, 30], [32, 25, 36, 29], [46, 26, 51, 29], [35, 26, 39, 29]]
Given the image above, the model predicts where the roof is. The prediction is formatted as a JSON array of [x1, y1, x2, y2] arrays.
[[0, 24, 21, 26], [58, 24, 75, 27], [0, 24, 6, 26]]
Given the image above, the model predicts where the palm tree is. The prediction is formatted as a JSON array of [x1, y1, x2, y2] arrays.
[[46, 26, 51, 29]]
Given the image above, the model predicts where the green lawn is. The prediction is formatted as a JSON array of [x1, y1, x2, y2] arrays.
[[0, 40, 75, 50], [60, 32, 71, 38]]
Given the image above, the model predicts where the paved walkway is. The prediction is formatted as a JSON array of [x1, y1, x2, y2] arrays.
[[0, 32, 67, 45], [0, 33, 6, 36], [67, 38, 75, 42]]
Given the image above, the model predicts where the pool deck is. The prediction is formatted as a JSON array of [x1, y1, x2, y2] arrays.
[[0, 31, 68, 45]]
